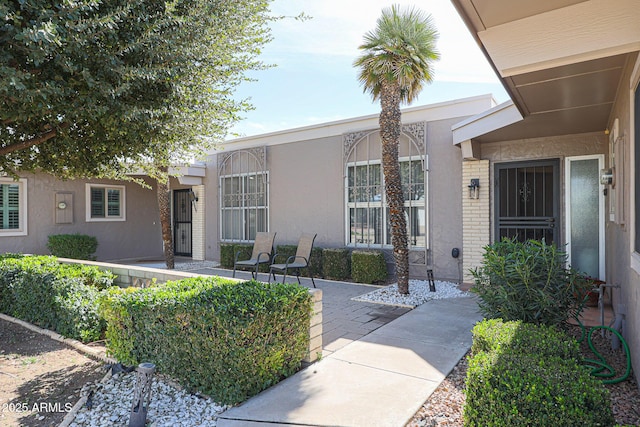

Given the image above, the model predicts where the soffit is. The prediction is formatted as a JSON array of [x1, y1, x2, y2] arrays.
[[450, 0, 640, 142]]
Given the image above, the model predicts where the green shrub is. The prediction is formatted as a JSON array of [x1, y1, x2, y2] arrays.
[[322, 248, 351, 280], [471, 319, 580, 362], [47, 234, 98, 260], [219, 243, 235, 268], [470, 238, 588, 326], [99, 277, 313, 405], [0, 256, 114, 342], [464, 351, 614, 427], [351, 250, 387, 284]]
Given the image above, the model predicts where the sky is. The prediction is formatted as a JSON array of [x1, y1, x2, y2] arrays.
[[230, 0, 510, 138]]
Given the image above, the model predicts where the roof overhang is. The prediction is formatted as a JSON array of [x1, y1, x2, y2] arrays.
[[450, 0, 640, 142]]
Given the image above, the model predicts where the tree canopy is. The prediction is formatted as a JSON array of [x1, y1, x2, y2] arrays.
[[0, 0, 274, 178]]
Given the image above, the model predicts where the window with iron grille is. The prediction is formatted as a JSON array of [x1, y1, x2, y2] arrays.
[[219, 149, 268, 242], [86, 184, 125, 221], [346, 158, 425, 248]]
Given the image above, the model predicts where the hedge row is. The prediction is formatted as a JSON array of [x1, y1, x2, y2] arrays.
[[99, 277, 313, 405], [47, 233, 98, 260], [221, 243, 388, 284], [0, 255, 116, 342], [464, 319, 614, 426]]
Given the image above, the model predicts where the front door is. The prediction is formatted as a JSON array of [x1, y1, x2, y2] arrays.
[[173, 189, 192, 257], [495, 159, 559, 244]]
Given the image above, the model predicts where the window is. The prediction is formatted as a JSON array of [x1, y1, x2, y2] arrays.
[[346, 158, 425, 247], [0, 178, 27, 236], [219, 149, 268, 241], [86, 184, 125, 221]]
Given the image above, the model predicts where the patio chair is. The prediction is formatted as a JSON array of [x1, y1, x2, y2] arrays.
[[233, 232, 276, 280], [269, 233, 317, 287]]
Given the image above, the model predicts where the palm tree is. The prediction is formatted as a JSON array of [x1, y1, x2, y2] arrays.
[[354, 4, 439, 294]]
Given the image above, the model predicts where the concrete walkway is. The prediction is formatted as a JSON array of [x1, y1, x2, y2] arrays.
[[217, 296, 482, 427], [130, 260, 483, 426]]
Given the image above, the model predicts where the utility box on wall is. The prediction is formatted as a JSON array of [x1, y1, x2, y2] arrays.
[[55, 192, 73, 224]]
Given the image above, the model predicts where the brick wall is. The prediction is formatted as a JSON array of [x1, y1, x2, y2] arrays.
[[191, 184, 205, 261], [462, 160, 490, 282]]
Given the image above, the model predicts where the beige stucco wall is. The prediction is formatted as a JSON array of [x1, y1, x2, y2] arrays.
[[606, 52, 640, 386], [205, 116, 469, 282], [0, 174, 164, 261]]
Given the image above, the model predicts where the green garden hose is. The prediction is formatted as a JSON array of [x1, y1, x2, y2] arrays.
[[574, 308, 631, 384]]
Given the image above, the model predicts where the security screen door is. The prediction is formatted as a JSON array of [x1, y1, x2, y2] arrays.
[[495, 160, 559, 244], [173, 189, 192, 257]]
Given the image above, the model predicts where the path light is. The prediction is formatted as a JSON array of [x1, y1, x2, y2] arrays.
[[128, 362, 156, 427]]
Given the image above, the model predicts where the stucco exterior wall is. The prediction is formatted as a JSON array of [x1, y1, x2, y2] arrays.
[[268, 135, 344, 248], [606, 52, 640, 386], [205, 118, 467, 282], [0, 174, 164, 261], [427, 119, 464, 282]]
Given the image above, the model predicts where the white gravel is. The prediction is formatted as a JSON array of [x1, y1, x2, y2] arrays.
[[352, 279, 469, 308], [68, 372, 227, 427]]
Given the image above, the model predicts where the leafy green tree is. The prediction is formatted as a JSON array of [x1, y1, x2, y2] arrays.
[[1, 0, 276, 267], [354, 4, 439, 294]]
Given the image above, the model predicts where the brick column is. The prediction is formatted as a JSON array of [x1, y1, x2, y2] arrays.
[[191, 185, 205, 261], [305, 288, 323, 363], [462, 160, 490, 283]]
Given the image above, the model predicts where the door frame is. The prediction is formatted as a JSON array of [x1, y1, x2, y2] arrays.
[[564, 154, 605, 279]]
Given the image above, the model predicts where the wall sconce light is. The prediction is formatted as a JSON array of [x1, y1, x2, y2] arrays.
[[600, 168, 614, 187], [468, 178, 480, 199], [188, 190, 198, 203], [57, 201, 67, 210]]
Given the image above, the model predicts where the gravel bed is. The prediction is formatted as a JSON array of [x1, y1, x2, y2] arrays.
[[69, 372, 227, 427], [352, 279, 468, 307]]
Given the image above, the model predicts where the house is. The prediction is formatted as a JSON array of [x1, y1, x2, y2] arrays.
[[449, 0, 640, 387], [202, 95, 495, 283], [3, 0, 638, 389], [0, 95, 493, 284]]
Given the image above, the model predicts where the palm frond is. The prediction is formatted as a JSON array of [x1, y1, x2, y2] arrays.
[[353, 4, 440, 104]]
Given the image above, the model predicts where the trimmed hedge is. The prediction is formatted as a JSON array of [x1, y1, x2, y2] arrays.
[[99, 277, 313, 404], [0, 255, 115, 342], [470, 318, 580, 360], [351, 250, 387, 284], [47, 234, 98, 260], [464, 319, 614, 427], [322, 248, 351, 281], [465, 352, 614, 427]]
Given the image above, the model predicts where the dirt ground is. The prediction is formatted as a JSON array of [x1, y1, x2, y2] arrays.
[[0, 318, 106, 427]]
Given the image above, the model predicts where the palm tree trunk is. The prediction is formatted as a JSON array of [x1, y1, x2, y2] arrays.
[[156, 167, 175, 269], [379, 80, 410, 294]]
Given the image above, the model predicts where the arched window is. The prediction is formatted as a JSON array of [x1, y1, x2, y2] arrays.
[[344, 123, 426, 248], [218, 147, 268, 241]]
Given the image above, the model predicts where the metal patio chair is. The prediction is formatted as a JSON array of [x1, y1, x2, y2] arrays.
[[269, 233, 317, 287], [233, 231, 276, 280]]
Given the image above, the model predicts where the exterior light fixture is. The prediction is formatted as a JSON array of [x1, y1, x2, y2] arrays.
[[468, 178, 480, 199], [57, 201, 67, 210]]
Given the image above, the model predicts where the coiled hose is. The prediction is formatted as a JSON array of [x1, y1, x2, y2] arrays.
[[574, 306, 631, 384]]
